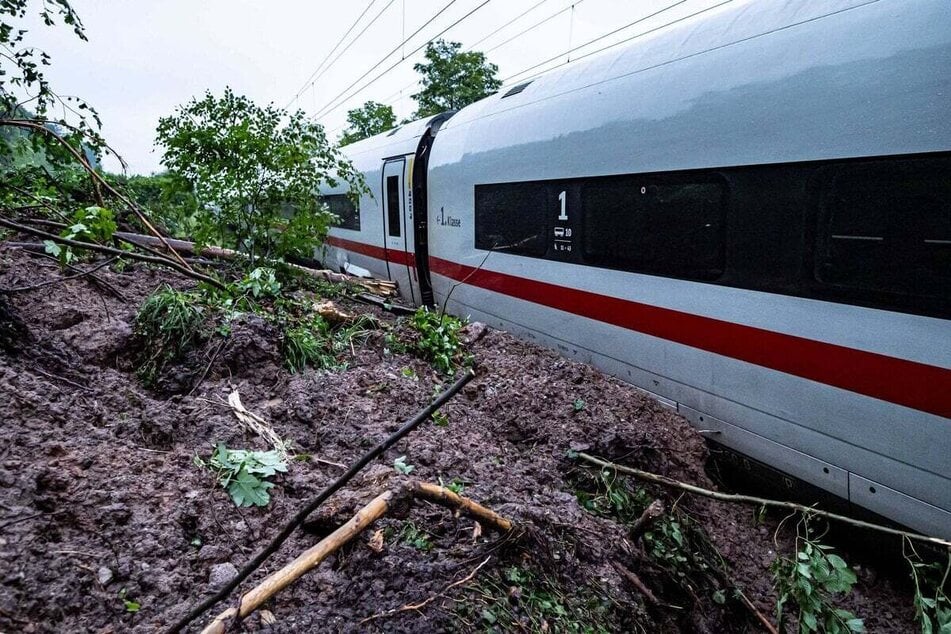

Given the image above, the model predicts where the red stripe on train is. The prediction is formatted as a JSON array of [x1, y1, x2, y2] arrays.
[[427, 256, 951, 419], [326, 236, 416, 267]]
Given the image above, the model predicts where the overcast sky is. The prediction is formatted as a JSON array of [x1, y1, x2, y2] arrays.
[[22, 0, 728, 174]]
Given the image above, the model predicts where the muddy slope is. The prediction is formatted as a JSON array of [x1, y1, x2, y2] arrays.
[[0, 249, 916, 633]]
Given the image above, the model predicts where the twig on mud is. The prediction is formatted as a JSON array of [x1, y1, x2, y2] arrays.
[[0, 257, 117, 293], [29, 367, 89, 392], [629, 499, 665, 542], [0, 510, 65, 530], [188, 339, 227, 397], [361, 556, 493, 624], [199, 482, 510, 634], [734, 586, 779, 634], [225, 389, 285, 452], [168, 370, 477, 634], [574, 453, 951, 549], [612, 561, 677, 609], [311, 457, 347, 469]]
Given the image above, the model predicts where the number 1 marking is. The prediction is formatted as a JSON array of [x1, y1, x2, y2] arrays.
[[558, 190, 568, 221]]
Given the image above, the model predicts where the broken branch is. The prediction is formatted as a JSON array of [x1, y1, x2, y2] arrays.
[[167, 369, 477, 634], [200, 482, 511, 633], [574, 453, 951, 549], [0, 217, 226, 291]]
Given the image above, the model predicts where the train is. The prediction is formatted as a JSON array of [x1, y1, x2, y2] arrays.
[[317, 0, 951, 539]]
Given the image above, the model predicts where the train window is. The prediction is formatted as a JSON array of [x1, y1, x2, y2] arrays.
[[320, 194, 360, 231], [581, 175, 726, 279], [386, 175, 401, 238], [474, 182, 548, 256], [816, 158, 951, 297]]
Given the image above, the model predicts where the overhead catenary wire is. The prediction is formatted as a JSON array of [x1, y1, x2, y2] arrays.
[[375, 0, 560, 104], [287, 0, 397, 110], [502, 0, 734, 86], [314, 0, 493, 120], [501, 0, 687, 84], [484, 0, 585, 55], [311, 0, 464, 118], [330, 0, 580, 132], [466, 0, 551, 51], [285, 0, 379, 109]]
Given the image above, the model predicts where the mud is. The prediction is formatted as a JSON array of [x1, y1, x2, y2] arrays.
[[0, 248, 918, 633]]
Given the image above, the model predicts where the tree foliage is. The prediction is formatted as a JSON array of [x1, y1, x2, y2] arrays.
[[412, 39, 501, 118], [339, 100, 396, 146], [155, 88, 364, 264]]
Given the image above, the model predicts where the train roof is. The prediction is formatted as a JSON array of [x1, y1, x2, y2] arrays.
[[337, 114, 444, 169], [431, 0, 951, 178]]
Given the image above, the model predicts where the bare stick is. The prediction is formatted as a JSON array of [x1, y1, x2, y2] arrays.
[[29, 367, 89, 392], [0, 217, 226, 291], [412, 481, 513, 533], [0, 257, 116, 293], [167, 370, 476, 633], [612, 562, 666, 608], [361, 556, 492, 623], [200, 491, 395, 634], [575, 453, 951, 549], [735, 586, 779, 634], [0, 243, 128, 300], [200, 483, 510, 633]]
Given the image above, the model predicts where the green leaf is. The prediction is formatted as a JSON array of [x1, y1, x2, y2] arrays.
[[226, 469, 273, 507], [845, 618, 865, 632], [802, 611, 817, 631], [393, 455, 415, 475], [827, 554, 848, 570], [43, 239, 61, 257]]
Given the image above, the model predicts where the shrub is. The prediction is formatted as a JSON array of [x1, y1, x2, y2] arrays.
[[410, 306, 465, 374], [133, 285, 205, 384]]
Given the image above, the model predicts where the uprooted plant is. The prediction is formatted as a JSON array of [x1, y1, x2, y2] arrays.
[[904, 539, 951, 634], [573, 466, 730, 605], [409, 306, 467, 374], [195, 443, 289, 508], [133, 284, 206, 384], [770, 514, 865, 633], [131, 265, 383, 384]]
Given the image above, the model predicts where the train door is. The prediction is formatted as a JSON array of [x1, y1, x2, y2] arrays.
[[381, 157, 418, 304]]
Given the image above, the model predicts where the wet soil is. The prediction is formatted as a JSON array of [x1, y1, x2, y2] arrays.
[[0, 249, 919, 633]]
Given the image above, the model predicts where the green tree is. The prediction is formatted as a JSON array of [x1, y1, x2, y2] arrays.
[[412, 40, 501, 118], [155, 88, 363, 265], [339, 100, 396, 146]]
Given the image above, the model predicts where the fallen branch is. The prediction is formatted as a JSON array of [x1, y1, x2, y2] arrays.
[[0, 257, 116, 293], [0, 118, 193, 271], [200, 483, 510, 634], [114, 231, 398, 297], [735, 586, 779, 634], [361, 556, 493, 624], [352, 292, 417, 316], [167, 369, 477, 633], [612, 562, 668, 609], [0, 243, 128, 300], [574, 453, 951, 549], [0, 217, 226, 291], [412, 481, 513, 533]]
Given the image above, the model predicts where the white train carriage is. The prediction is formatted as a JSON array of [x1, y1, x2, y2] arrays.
[[322, 0, 951, 538]]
